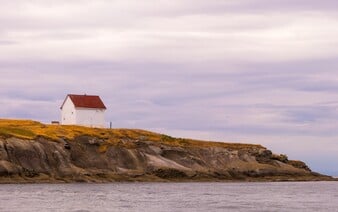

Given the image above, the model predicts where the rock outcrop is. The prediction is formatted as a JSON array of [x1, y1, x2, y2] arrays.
[[0, 134, 332, 183]]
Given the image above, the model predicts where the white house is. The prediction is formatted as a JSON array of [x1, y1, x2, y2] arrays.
[[60, 94, 107, 128]]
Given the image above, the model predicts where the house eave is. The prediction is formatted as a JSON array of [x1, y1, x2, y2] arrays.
[[74, 107, 107, 110]]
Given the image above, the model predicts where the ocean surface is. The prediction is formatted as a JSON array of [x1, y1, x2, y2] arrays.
[[0, 182, 337, 212]]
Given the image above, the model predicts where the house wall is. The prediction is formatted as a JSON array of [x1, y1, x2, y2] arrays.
[[61, 96, 77, 125], [75, 108, 106, 128]]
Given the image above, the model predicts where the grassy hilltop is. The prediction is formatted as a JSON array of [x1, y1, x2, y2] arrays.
[[0, 119, 262, 150]]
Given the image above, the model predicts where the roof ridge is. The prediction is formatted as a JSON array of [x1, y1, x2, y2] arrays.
[[60, 94, 107, 110]]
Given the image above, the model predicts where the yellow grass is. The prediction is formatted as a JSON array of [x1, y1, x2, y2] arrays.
[[0, 119, 263, 150]]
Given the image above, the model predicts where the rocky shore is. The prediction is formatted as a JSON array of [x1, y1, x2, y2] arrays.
[[0, 120, 333, 183]]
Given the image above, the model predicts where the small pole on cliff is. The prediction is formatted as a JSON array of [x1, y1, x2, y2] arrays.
[[110, 121, 112, 129]]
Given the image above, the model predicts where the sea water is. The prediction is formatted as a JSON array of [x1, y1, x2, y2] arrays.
[[0, 182, 337, 212]]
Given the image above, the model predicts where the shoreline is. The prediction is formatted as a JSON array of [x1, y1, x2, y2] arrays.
[[0, 120, 334, 184], [0, 174, 335, 184]]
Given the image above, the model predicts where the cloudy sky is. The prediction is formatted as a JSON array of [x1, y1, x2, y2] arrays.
[[1, 0, 338, 175]]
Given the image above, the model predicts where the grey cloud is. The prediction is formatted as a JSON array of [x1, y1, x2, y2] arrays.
[[234, 0, 338, 12], [0, 40, 17, 45], [1, 0, 336, 34]]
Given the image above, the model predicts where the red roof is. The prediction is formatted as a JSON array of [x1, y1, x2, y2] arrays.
[[61, 94, 107, 109]]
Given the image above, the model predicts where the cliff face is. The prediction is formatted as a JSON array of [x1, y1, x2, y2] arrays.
[[0, 119, 332, 183], [0, 135, 331, 183]]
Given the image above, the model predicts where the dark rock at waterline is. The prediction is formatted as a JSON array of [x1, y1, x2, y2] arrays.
[[0, 136, 333, 183]]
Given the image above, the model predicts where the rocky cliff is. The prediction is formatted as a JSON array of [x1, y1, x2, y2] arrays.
[[0, 119, 332, 183]]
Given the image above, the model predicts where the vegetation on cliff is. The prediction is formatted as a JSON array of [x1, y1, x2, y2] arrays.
[[0, 119, 262, 150]]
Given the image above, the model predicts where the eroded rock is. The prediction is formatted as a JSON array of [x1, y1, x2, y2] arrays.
[[0, 136, 332, 183]]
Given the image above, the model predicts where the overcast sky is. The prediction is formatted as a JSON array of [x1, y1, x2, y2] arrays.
[[1, 0, 338, 175]]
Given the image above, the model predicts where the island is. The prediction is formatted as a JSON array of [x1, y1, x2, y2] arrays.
[[0, 119, 333, 183]]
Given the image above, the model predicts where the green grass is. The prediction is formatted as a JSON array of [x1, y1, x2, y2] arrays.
[[0, 119, 264, 150], [0, 127, 36, 139]]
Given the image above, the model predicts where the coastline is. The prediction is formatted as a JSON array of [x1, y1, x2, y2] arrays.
[[0, 120, 334, 184]]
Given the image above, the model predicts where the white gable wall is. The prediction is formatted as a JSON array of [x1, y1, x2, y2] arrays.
[[61, 96, 76, 125], [75, 108, 105, 128]]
